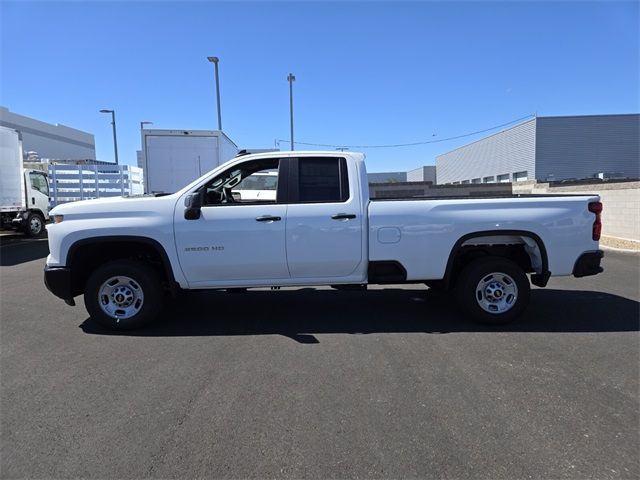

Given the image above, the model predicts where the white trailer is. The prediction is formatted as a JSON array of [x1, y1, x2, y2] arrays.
[[0, 126, 50, 237], [48, 164, 144, 208], [141, 129, 237, 194]]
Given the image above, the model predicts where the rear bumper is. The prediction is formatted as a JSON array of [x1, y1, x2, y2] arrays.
[[573, 250, 604, 278], [44, 266, 75, 305]]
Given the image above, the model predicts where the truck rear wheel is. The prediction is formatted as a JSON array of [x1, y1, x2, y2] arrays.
[[455, 256, 530, 324], [25, 212, 45, 238], [84, 260, 163, 330]]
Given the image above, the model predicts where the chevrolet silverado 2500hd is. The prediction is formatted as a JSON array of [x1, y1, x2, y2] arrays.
[[44, 151, 604, 330]]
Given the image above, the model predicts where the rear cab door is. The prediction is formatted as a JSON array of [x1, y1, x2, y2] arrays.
[[285, 155, 365, 281]]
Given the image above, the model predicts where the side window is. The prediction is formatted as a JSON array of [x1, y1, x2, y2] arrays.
[[297, 157, 349, 203], [29, 172, 49, 196], [202, 158, 281, 206], [232, 170, 278, 202]]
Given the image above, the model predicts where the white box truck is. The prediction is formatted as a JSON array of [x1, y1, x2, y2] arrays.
[[0, 126, 50, 237], [141, 129, 237, 194]]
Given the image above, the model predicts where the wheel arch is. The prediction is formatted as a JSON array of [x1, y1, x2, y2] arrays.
[[66, 235, 179, 297], [442, 230, 550, 289], [27, 208, 47, 218]]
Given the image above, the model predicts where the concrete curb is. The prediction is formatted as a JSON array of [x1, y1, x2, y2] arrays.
[[601, 244, 640, 254]]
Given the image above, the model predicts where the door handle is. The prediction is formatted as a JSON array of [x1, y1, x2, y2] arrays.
[[331, 213, 356, 220], [255, 215, 281, 222]]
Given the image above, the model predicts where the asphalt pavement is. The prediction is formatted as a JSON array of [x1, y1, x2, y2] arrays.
[[1, 233, 638, 479]]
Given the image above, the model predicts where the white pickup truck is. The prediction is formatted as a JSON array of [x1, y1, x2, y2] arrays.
[[44, 151, 604, 330]]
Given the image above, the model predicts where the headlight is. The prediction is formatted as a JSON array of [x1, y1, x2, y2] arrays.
[[53, 215, 64, 224]]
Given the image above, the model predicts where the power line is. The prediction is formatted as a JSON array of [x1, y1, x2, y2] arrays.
[[276, 113, 535, 149]]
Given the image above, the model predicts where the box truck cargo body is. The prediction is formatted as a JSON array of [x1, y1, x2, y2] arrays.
[[141, 130, 237, 194], [0, 126, 50, 236], [0, 126, 26, 212]]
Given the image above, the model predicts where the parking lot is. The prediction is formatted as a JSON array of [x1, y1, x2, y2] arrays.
[[1, 234, 638, 479]]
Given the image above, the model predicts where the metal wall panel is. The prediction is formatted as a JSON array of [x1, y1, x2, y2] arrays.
[[367, 171, 407, 183], [435, 118, 536, 184], [535, 114, 640, 181], [407, 166, 436, 183], [0, 106, 96, 161]]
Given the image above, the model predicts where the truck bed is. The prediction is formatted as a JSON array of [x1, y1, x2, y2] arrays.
[[370, 193, 597, 201]]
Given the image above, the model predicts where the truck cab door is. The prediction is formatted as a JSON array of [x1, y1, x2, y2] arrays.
[[174, 158, 290, 287], [285, 157, 364, 280], [26, 170, 49, 217]]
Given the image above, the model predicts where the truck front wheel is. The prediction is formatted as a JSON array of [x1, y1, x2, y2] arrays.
[[25, 212, 45, 238], [84, 260, 163, 330], [456, 257, 530, 324]]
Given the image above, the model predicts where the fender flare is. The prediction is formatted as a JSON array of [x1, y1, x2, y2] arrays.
[[442, 230, 550, 288], [66, 235, 180, 295]]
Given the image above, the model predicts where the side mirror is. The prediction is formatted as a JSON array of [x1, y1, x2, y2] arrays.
[[184, 191, 203, 220]]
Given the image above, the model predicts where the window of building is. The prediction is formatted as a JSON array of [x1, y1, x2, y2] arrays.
[[482, 176, 495, 183], [513, 171, 528, 182], [461, 180, 470, 184], [471, 178, 481, 184], [497, 174, 510, 183]]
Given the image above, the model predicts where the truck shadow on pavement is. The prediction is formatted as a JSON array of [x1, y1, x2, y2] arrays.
[[0, 235, 48, 267], [80, 288, 640, 342]]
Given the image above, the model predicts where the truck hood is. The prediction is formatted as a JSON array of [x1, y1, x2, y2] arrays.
[[49, 194, 177, 217]]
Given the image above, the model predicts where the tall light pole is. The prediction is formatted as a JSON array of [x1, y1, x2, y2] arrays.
[[99, 109, 119, 165], [207, 56, 222, 130], [287, 73, 295, 151]]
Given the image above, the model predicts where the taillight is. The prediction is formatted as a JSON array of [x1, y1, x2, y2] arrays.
[[588, 202, 602, 241]]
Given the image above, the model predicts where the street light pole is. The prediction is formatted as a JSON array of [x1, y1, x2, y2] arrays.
[[99, 109, 119, 165], [287, 73, 295, 151], [207, 56, 222, 130]]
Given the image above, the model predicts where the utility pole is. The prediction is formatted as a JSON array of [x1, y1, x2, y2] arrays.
[[287, 73, 295, 151], [99, 109, 119, 165], [207, 56, 222, 130]]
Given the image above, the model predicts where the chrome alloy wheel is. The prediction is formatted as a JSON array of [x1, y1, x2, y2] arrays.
[[98, 276, 144, 320], [29, 216, 42, 235], [475, 272, 518, 314]]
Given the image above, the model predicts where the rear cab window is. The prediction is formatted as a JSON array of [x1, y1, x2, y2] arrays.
[[291, 157, 349, 203]]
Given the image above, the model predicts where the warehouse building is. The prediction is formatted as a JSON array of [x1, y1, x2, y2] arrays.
[[407, 165, 436, 183], [436, 114, 639, 184], [367, 171, 407, 183], [0, 106, 96, 161]]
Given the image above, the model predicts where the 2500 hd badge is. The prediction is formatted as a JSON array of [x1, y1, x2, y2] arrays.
[[184, 246, 225, 252]]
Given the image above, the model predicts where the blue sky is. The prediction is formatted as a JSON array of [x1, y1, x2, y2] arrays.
[[1, 1, 638, 172]]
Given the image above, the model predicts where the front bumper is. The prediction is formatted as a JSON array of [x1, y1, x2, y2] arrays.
[[573, 250, 604, 278], [44, 266, 75, 305]]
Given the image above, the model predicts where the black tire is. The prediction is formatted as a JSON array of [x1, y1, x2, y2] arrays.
[[25, 212, 45, 238], [84, 260, 163, 330], [455, 256, 530, 325], [425, 280, 447, 291]]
